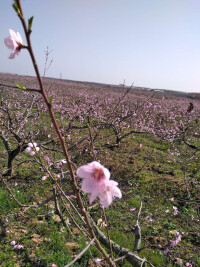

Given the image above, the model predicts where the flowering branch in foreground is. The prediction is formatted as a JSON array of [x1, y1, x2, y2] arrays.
[[4, 1, 117, 265]]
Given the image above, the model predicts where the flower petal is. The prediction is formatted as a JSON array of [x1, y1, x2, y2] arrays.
[[8, 51, 17, 59], [99, 191, 113, 208], [4, 37, 15, 49]]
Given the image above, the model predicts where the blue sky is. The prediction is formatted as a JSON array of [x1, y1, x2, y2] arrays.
[[1, 0, 200, 92]]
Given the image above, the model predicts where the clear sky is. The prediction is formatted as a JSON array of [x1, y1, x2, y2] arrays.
[[1, 0, 200, 92]]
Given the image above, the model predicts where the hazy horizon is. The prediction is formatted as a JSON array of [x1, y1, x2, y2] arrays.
[[1, 0, 200, 93]]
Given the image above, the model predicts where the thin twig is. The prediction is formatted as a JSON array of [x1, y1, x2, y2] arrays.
[[134, 201, 142, 251], [0, 83, 40, 93], [103, 207, 113, 259], [64, 238, 95, 267]]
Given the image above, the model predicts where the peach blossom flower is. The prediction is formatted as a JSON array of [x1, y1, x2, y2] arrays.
[[13, 244, 24, 249], [42, 176, 48, 181], [173, 206, 178, 215], [4, 29, 23, 59], [95, 259, 102, 264], [98, 180, 122, 208], [77, 161, 110, 203], [25, 142, 39, 156], [130, 208, 136, 212], [77, 161, 122, 207]]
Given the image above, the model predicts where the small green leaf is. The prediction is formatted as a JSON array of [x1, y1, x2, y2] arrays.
[[16, 84, 26, 91], [12, 1, 21, 16], [49, 96, 53, 105], [28, 16, 34, 32]]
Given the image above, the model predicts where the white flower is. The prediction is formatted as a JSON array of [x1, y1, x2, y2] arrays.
[[25, 142, 39, 156]]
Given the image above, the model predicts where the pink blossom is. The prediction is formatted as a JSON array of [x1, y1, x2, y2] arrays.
[[10, 241, 16, 246], [42, 176, 48, 181], [14, 182, 18, 187], [173, 206, 178, 215], [44, 155, 51, 164], [51, 265, 58, 267], [185, 263, 192, 267], [98, 180, 122, 208], [169, 197, 174, 202], [170, 240, 177, 247], [56, 159, 66, 168], [170, 232, 182, 247], [69, 195, 76, 199], [4, 29, 23, 59], [56, 174, 60, 179], [145, 216, 153, 222], [25, 142, 39, 156], [130, 208, 136, 212], [77, 161, 110, 203], [95, 258, 102, 264], [13, 244, 24, 249], [165, 209, 170, 213], [77, 161, 122, 207]]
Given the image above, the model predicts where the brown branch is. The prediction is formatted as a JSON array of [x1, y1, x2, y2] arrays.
[[90, 216, 154, 267], [14, 1, 115, 264], [0, 83, 40, 93]]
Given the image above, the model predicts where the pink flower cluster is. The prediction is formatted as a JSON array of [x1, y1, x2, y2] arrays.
[[56, 159, 67, 168], [4, 29, 23, 59], [170, 231, 182, 247], [185, 263, 192, 267], [77, 161, 122, 208], [10, 240, 24, 249], [173, 206, 178, 215], [25, 142, 39, 156]]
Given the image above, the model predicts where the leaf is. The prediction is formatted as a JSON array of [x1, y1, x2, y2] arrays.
[[12, 1, 21, 17], [28, 16, 34, 32], [16, 84, 26, 91], [49, 96, 53, 105]]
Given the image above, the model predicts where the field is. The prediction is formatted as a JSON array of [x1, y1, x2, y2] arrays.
[[0, 72, 199, 267]]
